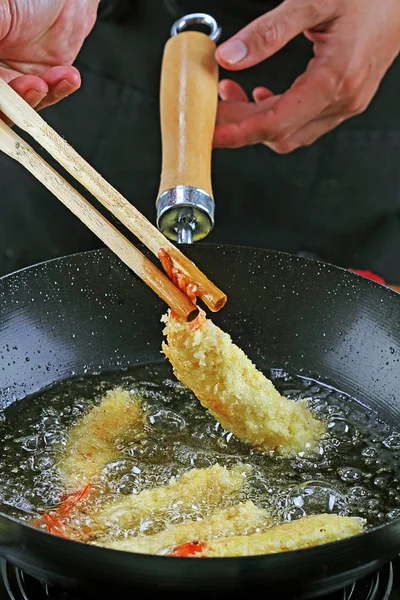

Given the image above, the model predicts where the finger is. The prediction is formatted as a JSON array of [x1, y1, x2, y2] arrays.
[[216, 100, 257, 125], [0, 75, 48, 124], [218, 79, 249, 102], [216, 0, 334, 69], [252, 87, 274, 103], [213, 61, 337, 147], [216, 96, 280, 126], [8, 75, 48, 100], [37, 66, 81, 110], [215, 95, 280, 138], [39, 66, 80, 90], [266, 115, 344, 154]]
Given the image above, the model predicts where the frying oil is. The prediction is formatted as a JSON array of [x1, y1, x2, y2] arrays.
[[1, 363, 400, 539]]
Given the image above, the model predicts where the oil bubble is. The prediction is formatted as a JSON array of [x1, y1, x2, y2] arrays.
[[285, 481, 347, 516], [337, 467, 363, 482]]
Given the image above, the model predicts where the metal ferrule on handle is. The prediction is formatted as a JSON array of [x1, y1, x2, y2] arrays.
[[157, 186, 214, 244], [156, 13, 220, 244]]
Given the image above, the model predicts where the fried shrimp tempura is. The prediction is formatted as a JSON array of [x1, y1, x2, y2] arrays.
[[59, 387, 145, 489], [85, 464, 251, 540], [171, 514, 365, 558], [97, 501, 270, 555], [162, 312, 324, 455]]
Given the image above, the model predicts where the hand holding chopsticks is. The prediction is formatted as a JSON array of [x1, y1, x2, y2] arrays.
[[0, 78, 226, 322]]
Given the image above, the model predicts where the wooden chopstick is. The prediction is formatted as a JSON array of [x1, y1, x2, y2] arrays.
[[0, 79, 226, 313], [0, 119, 200, 322]]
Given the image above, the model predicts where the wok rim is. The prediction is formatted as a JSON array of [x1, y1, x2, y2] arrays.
[[0, 243, 398, 302]]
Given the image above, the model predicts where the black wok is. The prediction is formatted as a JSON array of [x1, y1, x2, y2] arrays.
[[0, 244, 400, 600]]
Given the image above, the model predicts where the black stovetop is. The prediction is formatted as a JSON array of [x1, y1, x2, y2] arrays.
[[1, 558, 400, 600]]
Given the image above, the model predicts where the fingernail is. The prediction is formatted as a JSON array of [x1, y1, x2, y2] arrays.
[[24, 89, 46, 107], [218, 39, 248, 65], [53, 79, 76, 98]]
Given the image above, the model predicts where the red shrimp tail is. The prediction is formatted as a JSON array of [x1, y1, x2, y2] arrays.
[[58, 483, 92, 516], [43, 513, 70, 539], [186, 283, 199, 305], [170, 541, 207, 557], [176, 272, 187, 294], [159, 248, 182, 290], [159, 248, 203, 324], [32, 483, 92, 539], [158, 249, 175, 282]]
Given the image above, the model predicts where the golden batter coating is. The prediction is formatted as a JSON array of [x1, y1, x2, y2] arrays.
[[191, 514, 365, 557], [98, 501, 270, 554], [86, 463, 251, 539], [59, 387, 145, 489], [162, 312, 325, 455]]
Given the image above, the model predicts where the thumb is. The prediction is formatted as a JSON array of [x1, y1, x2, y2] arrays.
[[216, 0, 332, 70]]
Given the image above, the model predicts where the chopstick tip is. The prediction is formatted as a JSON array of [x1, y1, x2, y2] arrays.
[[187, 307, 200, 322], [211, 294, 227, 312]]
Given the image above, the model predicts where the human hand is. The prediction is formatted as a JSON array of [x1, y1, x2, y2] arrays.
[[0, 0, 99, 121], [214, 0, 400, 153]]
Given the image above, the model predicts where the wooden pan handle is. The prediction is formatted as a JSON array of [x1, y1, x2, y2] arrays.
[[158, 31, 219, 198]]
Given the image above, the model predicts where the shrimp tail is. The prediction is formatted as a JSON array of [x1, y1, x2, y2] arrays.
[[159, 248, 204, 328], [32, 483, 93, 540], [58, 483, 92, 516], [170, 541, 207, 557], [43, 513, 70, 538]]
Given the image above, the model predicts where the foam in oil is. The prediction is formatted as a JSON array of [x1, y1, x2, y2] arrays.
[[0, 364, 399, 543]]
